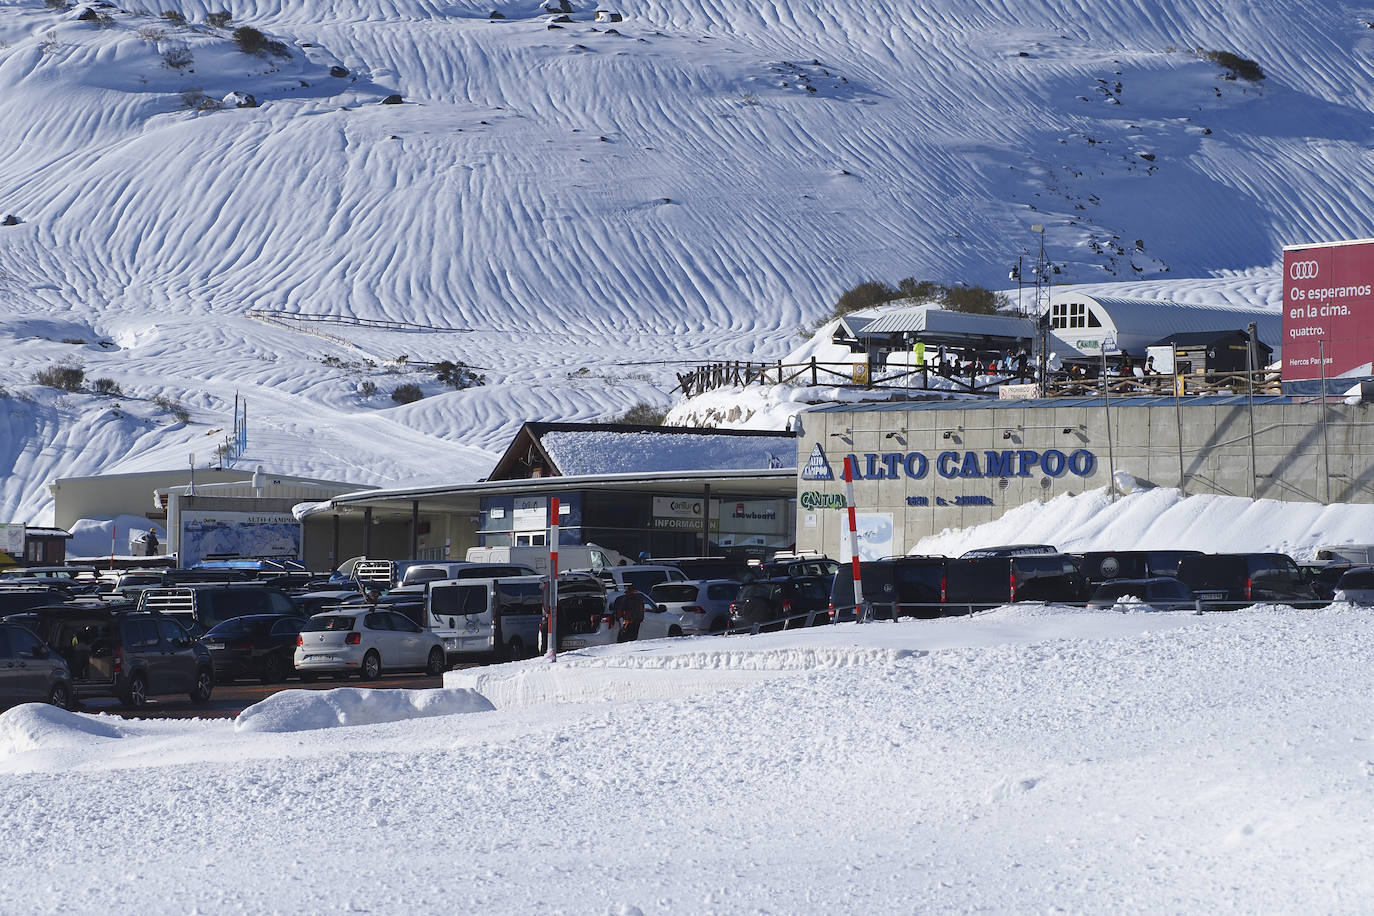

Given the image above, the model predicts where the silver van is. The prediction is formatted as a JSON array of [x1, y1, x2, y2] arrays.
[[426, 576, 545, 663]]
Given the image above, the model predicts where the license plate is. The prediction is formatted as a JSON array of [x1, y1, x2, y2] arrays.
[[203, 642, 224, 650], [306, 654, 337, 662], [562, 638, 588, 649], [1195, 591, 1226, 601]]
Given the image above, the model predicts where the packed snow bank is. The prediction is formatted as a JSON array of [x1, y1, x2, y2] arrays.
[[0, 704, 124, 759], [913, 485, 1374, 560], [234, 686, 494, 733]]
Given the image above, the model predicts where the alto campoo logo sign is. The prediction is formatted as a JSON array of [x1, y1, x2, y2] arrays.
[[801, 443, 833, 481]]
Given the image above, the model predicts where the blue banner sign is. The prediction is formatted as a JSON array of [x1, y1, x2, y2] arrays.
[[845, 449, 1096, 480]]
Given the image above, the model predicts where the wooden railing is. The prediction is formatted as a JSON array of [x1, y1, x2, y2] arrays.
[[675, 358, 1025, 397], [1042, 368, 1284, 398]]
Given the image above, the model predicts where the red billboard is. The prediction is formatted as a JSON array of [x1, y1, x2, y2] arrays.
[[1283, 238, 1374, 381]]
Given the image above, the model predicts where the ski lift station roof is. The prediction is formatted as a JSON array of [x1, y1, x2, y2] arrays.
[[838, 303, 1036, 347], [1044, 291, 1283, 361]]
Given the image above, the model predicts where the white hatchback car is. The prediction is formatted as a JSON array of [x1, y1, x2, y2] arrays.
[[1333, 566, 1374, 604], [295, 609, 446, 681], [642, 579, 741, 639]]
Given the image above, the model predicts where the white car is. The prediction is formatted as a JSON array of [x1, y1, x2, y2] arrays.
[[1333, 566, 1374, 604], [642, 579, 740, 638], [295, 609, 446, 681]]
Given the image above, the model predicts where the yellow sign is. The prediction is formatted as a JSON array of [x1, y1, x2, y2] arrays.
[[852, 362, 869, 384]]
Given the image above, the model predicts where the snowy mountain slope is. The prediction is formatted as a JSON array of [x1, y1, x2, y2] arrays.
[[4, 0, 1374, 522]]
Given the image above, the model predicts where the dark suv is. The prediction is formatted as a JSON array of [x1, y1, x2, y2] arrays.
[[1077, 550, 1203, 588], [0, 620, 73, 709], [1176, 553, 1320, 608], [944, 553, 1087, 612], [829, 556, 948, 621], [15, 606, 214, 709], [729, 576, 831, 630]]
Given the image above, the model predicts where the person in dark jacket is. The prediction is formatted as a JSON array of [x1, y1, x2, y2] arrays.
[[613, 584, 648, 642]]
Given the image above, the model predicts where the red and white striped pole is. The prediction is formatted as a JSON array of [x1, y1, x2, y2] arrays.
[[843, 457, 865, 623], [546, 497, 560, 661]]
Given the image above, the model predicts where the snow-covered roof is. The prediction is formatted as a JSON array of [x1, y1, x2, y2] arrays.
[[540, 429, 795, 476]]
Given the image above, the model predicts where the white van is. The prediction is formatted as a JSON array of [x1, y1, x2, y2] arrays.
[[464, 543, 625, 575], [426, 576, 546, 662], [1315, 545, 1374, 565]]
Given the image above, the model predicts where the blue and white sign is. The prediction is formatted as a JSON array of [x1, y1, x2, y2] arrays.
[[801, 443, 834, 481]]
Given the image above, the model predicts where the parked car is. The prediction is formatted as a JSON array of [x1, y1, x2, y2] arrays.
[[1302, 562, 1352, 602], [137, 583, 299, 636], [426, 575, 546, 662], [943, 553, 1088, 612], [1332, 566, 1374, 604], [829, 556, 949, 621], [1086, 578, 1197, 612], [0, 565, 102, 595], [748, 554, 840, 581], [959, 545, 1059, 559], [201, 614, 307, 684], [294, 609, 446, 681], [729, 576, 831, 631], [658, 557, 754, 583], [292, 589, 366, 617], [396, 561, 538, 588], [9, 605, 213, 709], [642, 579, 740, 638], [0, 585, 74, 615], [539, 574, 615, 653], [109, 569, 170, 600], [1077, 550, 1203, 588], [1175, 553, 1321, 608], [596, 565, 687, 598], [0, 620, 73, 709]]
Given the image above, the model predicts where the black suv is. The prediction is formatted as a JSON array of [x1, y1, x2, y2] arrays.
[[730, 576, 831, 630], [944, 553, 1088, 613], [1077, 550, 1204, 588], [14, 606, 214, 709], [829, 556, 948, 621], [1176, 553, 1321, 609]]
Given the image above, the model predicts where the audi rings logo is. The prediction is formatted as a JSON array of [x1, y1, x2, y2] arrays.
[[1289, 260, 1320, 280]]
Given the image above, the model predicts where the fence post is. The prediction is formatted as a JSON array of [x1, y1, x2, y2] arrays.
[[810, 356, 817, 386]]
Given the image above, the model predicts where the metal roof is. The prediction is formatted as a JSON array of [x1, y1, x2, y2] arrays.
[[295, 469, 798, 522], [859, 305, 1036, 338], [1050, 293, 1282, 345]]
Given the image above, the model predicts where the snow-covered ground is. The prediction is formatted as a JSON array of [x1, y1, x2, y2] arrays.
[[4, 605, 1373, 912], [4, 494, 1374, 912], [6, 0, 1374, 524]]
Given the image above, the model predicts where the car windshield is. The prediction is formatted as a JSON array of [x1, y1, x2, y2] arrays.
[[303, 615, 355, 632]]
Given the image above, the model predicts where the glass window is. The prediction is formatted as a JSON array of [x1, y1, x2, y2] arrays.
[[652, 584, 699, 603], [388, 613, 422, 633], [707, 583, 740, 601], [364, 613, 391, 630], [124, 619, 160, 647], [8, 626, 41, 657], [157, 619, 188, 644], [302, 615, 355, 632], [270, 619, 305, 637]]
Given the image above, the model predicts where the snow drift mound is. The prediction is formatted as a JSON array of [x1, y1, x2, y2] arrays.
[[234, 686, 494, 733], [0, 704, 124, 759]]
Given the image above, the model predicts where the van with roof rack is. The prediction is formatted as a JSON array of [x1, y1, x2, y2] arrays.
[[136, 582, 298, 637]]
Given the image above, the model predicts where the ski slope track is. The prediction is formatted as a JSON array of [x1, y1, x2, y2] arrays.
[[3, 0, 1374, 521]]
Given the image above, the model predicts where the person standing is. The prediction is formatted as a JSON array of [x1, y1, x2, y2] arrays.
[[614, 583, 648, 642]]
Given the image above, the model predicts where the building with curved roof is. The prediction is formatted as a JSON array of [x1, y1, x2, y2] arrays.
[[1045, 291, 1282, 363]]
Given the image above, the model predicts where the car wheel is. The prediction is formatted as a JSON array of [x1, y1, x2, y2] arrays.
[[668, 625, 683, 637], [425, 646, 446, 676], [48, 681, 72, 710], [121, 673, 148, 709], [260, 654, 288, 684], [360, 650, 381, 681], [505, 637, 525, 661], [189, 668, 213, 705]]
